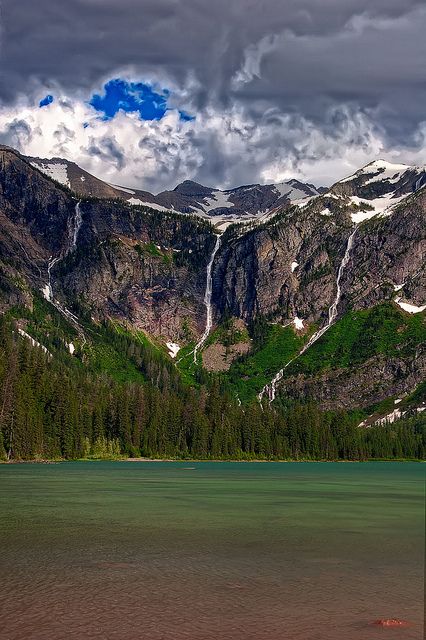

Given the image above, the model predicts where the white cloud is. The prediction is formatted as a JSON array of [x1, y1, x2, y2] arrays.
[[1, 89, 425, 192]]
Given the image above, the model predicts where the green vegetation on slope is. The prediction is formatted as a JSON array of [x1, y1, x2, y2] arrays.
[[1, 292, 425, 462], [5, 294, 181, 389], [286, 302, 425, 378], [219, 321, 310, 403], [0, 313, 424, 462]]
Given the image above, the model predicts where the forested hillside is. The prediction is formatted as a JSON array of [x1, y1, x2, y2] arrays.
[[0, 315, 424, 462]]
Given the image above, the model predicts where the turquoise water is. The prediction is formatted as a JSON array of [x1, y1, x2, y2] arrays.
[[0, 462, 424, 639]]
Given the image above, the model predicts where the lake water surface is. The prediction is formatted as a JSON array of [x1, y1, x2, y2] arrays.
[[0, 461, 424, 639]]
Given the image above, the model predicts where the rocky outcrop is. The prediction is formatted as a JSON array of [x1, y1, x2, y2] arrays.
[[372, 619, 411, 628], [281, 345, 426, 410], [215, 210, 342, 323], [0, 146, 217, 342], [59, 203, 216, 342], [214, 185, 425, 327]]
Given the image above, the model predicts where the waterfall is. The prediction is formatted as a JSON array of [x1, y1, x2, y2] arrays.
[[71, 201, 83, 250], [44, 201, 83, 300], [299, 227, 357, 355], [193, 234, 221, 363], [259, 227, 358, 402], [45, 256, 61, 301], [42, 201, 84, 338]]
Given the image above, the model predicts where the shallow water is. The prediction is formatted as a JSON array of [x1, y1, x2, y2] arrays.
[[0, 461, 424, 639]]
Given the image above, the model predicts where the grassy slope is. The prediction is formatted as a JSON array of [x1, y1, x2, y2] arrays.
[[286, 302, 425, 377], [220, 324, 307, 403], [8, 294, 425, 411], [214, 302, 425, 404], [6, 296, 147, 384]]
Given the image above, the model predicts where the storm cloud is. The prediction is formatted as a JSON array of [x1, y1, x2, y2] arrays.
[[0, 0, 425, 190]]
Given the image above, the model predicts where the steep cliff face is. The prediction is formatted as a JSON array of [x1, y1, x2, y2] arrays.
[[57, 200, 216, 342], [214, 187, 426, 325], [214, 207, 351, 323], [0, 146, 216, 343], [0, 146, 424, 413], [211, 166, 425, 409]]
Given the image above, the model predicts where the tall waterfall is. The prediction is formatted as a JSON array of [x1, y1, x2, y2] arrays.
[[45, 256, 61, 301], [42, 201, 84, 333], [193, 234, 221, 363], [71, 201, 83, 250], [260, 227, 358, 402]]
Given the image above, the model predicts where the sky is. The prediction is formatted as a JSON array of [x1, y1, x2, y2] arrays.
[[0, 0, 425, 192]]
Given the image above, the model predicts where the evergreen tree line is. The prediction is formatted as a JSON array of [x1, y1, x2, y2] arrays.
[[0, 317, 424, 461]]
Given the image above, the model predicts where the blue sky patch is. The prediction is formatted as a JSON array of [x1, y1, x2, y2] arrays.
[[89, 79, 194, 122], [39, 94, 54, 107], [90, 79, 168, 120]]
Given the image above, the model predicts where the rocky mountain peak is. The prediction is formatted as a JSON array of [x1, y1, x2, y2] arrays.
[[172, 180, 214, 196]]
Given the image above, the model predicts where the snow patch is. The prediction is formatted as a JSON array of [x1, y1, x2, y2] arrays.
[[41, 284, 51, 301], [339, 160, 410, 184], [393, 283, 405, 292], [395, 297, 426, 314], [202, 191, 235, 212], [319, 207, 332, 216], [108, 184, 136, 195], [293, 317, 304, 330], [166, 342, 180, 358], [18, 329, 50, 355], [31, 161, 70, 187], [375, 409, 403, 425], [363, 161, 409, 185], [291, 261, 299, 273], [274, 183, 317, 201], [295, 195, 318, 209], [349, 194, 405, 223], [68, 342, 75, 355], [128, 198, 171, 212]]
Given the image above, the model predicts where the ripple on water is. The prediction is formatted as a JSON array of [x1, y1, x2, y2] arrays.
[[0, 461, 423, 639]]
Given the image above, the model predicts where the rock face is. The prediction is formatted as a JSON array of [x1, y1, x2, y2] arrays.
[[0, 146, 216, 343], [283, 347, 426, 411], [1, 146, 425, 412]]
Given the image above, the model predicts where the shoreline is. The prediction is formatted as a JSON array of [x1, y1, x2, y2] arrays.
[[1, 456, 423, 465]]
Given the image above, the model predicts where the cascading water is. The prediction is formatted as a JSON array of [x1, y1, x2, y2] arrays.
[[259, 227, 358, 402], [42, 200, 84, 334], [44, 256, 61, 301], [71, 200, 83, 249], [299, 227, 357, 355], [193, 234, 221, 363]]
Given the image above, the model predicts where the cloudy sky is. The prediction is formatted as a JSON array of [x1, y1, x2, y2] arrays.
[[0, 0, 425, 192]]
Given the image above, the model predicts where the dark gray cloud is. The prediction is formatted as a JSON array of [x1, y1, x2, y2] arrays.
[[87, 135, 126, 170], [0, 0, 425, 188]]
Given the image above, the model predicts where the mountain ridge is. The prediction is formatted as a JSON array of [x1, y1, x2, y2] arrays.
[[0, 144, 425, 428], [26, 151, 321, 228]]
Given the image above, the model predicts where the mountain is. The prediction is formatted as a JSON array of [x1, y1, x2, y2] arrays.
[[0, 144, 425, 459], [27, 153, 321, 228]]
